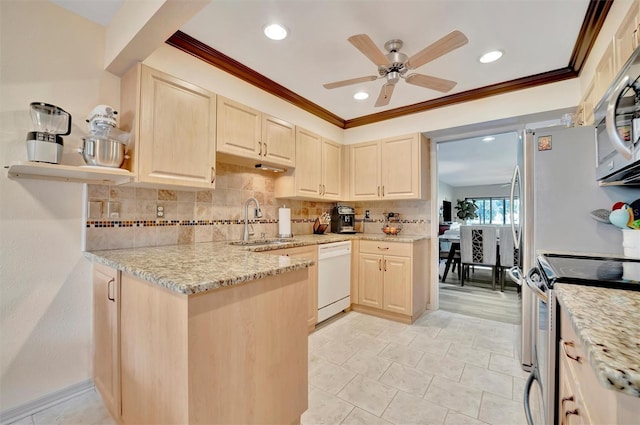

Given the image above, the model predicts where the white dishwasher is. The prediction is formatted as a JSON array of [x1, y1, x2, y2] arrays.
[[317, 241, 352, 322]]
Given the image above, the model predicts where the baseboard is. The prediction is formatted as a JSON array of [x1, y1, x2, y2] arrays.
[[0, 379, 94, 425]]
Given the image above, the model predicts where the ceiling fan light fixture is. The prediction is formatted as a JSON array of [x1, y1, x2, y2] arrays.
[[479, 50, 503, 63], [353, 91, 369, 100], [264, 24, 288, 40]]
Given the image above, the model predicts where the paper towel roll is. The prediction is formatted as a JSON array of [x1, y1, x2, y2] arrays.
[[278, 207, 292, 237]]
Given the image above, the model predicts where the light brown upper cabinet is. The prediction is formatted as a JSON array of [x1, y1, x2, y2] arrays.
[[594, 41, 616, 106], [216, 96, 295, 168], [577, 80, 597, 126], [350, 133, 429, 201], [120, 64, 217, 189], [275, 127, 342, 200], [615, 1, 640, 72]]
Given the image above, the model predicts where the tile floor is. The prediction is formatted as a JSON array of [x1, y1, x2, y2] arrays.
[[9, 310, 527, 425]]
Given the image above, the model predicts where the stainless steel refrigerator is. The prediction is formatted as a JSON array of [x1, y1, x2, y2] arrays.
[[513, 125, 638, 371]]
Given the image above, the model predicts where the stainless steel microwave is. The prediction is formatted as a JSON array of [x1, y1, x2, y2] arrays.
[[595, 45, 640, 185]]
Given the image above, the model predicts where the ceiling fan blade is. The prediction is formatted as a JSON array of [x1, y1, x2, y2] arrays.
[[406, 30, 469, 70], [405, 73, 457, 93], [375, 83, 395, 107], [348, 34, 391, 66], [323, 75, 378, 89]]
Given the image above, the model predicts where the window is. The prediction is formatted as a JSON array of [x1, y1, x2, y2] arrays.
[[466, 197, 519, 225]]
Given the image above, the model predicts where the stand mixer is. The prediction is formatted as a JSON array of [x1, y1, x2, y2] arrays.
[[26, 102, 72, 164], [78, 105, 131, 168]]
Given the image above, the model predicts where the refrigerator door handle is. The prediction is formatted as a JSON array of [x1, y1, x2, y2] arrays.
[[509, 165, 522, 249], [526, 267, 548, 303], [523, 368, 539, 425]]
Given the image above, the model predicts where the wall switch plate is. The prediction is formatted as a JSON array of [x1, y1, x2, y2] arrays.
[[88, 201, 102, 219], [107, 201, 121, 219]]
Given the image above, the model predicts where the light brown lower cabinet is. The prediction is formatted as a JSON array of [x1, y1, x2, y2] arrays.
[[268, 245, 318, 331], [353, 239, 429, 323], [557, 303, 639, 424], [93, 263, 120, 421], [92, 265, 309, 425]]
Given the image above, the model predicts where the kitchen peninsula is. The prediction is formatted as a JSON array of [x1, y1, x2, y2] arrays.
[[85, 242, 313, 425]]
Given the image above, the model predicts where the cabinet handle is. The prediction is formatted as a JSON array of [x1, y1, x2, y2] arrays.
[[377, 246, 389, 251], [562, 408, 579, 425], [562, 341, 582, 363], [377, 186, 380, 197], [258, 141, 262, 156], [107, 278, 115, 302], [382, 185, 385, 197], [319, 183, 322, 195], [322, 184, 326, 195], [383, 259, 387, 271], [264, 143, 267, 156], [378, 259, 382, 271], [211, 166, 216, 184]]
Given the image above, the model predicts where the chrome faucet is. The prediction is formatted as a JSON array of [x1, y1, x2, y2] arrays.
[[243, 197, 263, 242]]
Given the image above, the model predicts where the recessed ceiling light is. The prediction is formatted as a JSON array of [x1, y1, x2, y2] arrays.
[[482, 136, 496, 142], [479, 50, 503, 64], [353, 91, 369, 100], [264, 24, 288, 40]]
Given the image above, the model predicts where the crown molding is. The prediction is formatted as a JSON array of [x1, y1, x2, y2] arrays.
[[166, 0, 611, 129]]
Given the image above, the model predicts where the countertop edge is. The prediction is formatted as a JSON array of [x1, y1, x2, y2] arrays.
[[554, 285, 640, 398], [83, 251, 313, 295]]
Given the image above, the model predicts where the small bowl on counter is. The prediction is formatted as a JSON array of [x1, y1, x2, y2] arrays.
[[382, 224, 402, 236]]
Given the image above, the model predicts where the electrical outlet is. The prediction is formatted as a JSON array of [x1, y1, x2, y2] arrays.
[[156, 205, 164, 218]]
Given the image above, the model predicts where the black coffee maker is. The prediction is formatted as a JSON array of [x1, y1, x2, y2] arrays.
[[331, 206, 356, 234]]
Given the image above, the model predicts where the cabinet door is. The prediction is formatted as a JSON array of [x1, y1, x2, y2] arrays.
[[295, 127, 323, 197], [614, 2, 640, 71], [139, 66, 217, 188], [262, 115, 295, 167], [381, 134, 420, 199], [594, 41, 615, 105], [321, 138, 342, 200], [358, 253, 384, 308], [382, 255, 412, 315], [350, 142, 381, 200], [217, 96, 261, 159], [93, 264, 120, 420]]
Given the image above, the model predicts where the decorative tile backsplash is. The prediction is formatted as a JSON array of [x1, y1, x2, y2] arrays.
[[84, 162, 431, 251]]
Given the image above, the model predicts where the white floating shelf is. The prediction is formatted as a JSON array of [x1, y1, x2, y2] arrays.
[[5, 161, 134, 185]]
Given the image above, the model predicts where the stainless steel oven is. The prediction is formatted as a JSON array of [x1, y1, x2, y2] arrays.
[[524, 253, 640, 425]]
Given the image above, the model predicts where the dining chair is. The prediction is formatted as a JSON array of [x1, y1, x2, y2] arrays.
[[459, 225, 498, 289], [498, 225, 519, 292]]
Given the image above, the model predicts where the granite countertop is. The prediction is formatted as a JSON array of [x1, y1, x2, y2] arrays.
[[554, 284, 640, 398], [84, 233, 429, 295]]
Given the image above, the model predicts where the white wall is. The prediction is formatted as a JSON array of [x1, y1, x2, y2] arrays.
[[0, 0, 119, 411], [1, 0, 635, 413]]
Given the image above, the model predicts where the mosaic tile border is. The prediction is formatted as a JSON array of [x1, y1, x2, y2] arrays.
[[85, 218, 320, 228], [86, 218, 429, 229], [85, 218, 429, 228]]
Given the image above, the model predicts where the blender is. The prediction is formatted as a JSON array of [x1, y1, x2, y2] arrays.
[[26, 102, 72, 164]]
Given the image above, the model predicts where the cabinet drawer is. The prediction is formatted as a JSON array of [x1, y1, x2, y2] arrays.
[[560, 319, 615, 423], [360, 240, 411, 257]]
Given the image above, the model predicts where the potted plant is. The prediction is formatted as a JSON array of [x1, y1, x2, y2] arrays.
[[455, 199, 478, 222]]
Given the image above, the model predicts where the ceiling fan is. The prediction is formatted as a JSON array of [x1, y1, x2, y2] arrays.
[[323, 31, 469, 107]]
